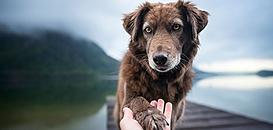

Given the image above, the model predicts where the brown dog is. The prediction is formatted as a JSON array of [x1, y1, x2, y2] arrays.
[[114, 1, 208, 130]]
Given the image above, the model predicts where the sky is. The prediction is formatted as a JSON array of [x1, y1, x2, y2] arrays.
[[1, 0, 273, 72]]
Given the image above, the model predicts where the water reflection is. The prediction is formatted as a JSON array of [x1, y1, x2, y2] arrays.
[[188, 75, 273, 123], [47, 105, 107, 130], [0, 74, 116, 130], [4, 105, 107, 130]]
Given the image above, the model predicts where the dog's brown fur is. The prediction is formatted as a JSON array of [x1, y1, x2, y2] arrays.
[[114, 1, 208, 130]]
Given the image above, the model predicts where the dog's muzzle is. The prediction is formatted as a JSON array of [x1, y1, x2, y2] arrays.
[[148, 52, 180, 72]]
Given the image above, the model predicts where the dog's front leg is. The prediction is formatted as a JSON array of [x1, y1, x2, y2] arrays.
[[123, 96, 168, 130]]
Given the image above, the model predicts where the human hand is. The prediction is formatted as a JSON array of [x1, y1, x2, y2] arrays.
[[120, 99, 172, 130], [120, 107, 143, 130]]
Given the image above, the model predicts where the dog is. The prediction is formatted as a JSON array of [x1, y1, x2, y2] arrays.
[[114, 1, 208, 130]]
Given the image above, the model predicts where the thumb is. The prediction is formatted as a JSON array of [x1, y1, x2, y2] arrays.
[[123, 107, 134, 119]]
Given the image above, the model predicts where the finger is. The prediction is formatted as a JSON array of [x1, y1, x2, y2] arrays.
[[157, 99, 164, 113], [150, 100, 157, 107], [123, 107, 133, 119], [164, 102, 172, 125]]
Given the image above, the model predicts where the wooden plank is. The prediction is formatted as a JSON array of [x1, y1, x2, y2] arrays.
[[176, 123, 273, 130], [107, 96, 273, 130], [107, 97, 118, 130], [183, 112, 234, 121], [177, 116, 256, 129]]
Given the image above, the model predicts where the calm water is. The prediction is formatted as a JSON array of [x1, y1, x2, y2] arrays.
[[1, 74, 273, 130], [0, 74, 116, 130], [188, 75, 273, 123]]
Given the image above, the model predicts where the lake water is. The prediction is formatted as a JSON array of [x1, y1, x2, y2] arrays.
[[188, 75, 273, 123], [1, 74, 273, 130]]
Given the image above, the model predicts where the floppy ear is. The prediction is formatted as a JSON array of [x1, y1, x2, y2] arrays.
[[176, 1, 209, 40], [123, 2, 151, 42]]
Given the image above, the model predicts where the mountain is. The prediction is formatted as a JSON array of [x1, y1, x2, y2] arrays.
[[0, 28, 119, 75], [192, 67, 218, 82], [257, 70, 273, 77], [0, 28, 120, 128]]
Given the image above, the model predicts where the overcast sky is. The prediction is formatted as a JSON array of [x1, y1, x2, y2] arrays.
[[1, 0, 273, 69]]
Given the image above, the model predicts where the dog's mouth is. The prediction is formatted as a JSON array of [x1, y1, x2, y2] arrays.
[[155, 65, 169, 72]]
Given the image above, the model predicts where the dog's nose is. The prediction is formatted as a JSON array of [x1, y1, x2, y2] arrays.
[[153, 54, 168, 66]]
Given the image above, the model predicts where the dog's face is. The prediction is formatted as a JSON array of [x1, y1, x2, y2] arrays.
[[123, 1, 208, 73], [143, 6, 184, 72]]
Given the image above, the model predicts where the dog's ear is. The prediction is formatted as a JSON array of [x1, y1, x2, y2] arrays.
[[176, 1, 209, 40], [123, 2, 152, 42]]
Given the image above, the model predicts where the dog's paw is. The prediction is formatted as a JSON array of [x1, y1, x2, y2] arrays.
[[135, 107, 168, 130]]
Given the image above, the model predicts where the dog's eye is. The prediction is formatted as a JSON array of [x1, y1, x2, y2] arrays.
[[144, 27, 152, 34], [172, 24, 181, 31]]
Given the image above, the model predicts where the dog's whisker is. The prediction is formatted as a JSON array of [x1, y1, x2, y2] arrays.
[[181, 53, 190, 61], [180, 58, 189, 64]]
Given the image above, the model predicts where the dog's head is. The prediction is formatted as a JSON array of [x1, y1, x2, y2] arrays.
[[123, 1, 208, 73]]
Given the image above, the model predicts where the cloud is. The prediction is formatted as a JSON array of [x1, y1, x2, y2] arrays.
[[0, 0, 273, 63], [0, 0, 137, 60], [192, 0, 273, 65]]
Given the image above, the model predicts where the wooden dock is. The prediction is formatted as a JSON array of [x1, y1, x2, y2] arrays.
[[107, 97, 273, 130]]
